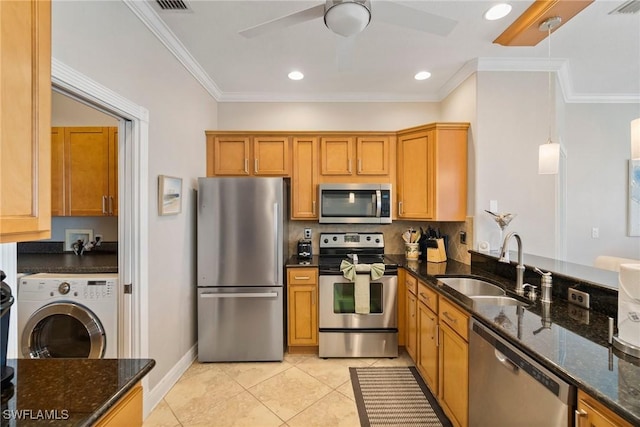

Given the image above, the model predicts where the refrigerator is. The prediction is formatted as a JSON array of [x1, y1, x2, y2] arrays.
[[197, 177, 287, 362]]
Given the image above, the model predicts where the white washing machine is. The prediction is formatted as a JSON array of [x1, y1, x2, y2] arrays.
[[18, 273, 118, 359]]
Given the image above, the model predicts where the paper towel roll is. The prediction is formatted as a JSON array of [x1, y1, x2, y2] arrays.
[[618, 264, 640, 347]]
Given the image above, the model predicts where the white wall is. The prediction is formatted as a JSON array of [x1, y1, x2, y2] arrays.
[[52, 0, 218, 389], [564, 103, 640, 264]]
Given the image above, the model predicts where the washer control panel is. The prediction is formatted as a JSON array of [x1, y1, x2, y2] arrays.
[[19, 273, 117, 301]]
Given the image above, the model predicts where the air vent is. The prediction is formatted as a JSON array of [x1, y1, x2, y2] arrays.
[[156, 0, 191, 11], [609, 0, 640, 14]]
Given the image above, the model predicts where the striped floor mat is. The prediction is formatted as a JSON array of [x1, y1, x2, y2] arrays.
[[349, 366, 452, 427]]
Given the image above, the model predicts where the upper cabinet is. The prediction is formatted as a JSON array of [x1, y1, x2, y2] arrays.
[[52, 127, 118, 217], [291, 137, 319, 220], [397, 123, 468, 221], [206, 133, 290, 176], [0, 0, 52, 243], [319, 134, 392, 179]]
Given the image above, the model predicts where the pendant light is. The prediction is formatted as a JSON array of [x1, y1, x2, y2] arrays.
[[538, 16, 562, 175]]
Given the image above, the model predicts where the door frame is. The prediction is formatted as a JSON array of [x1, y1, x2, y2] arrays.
[[51, 58, 149, 362]]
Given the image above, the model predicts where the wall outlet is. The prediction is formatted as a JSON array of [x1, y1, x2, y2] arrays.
[[459, 231, 467, 245], [303, 228, 312, 239], [568, 287, 590, 309]]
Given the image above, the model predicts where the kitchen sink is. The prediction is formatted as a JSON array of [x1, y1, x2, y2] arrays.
[[437, 277, 506, 297], [470, 295, 528, 307]]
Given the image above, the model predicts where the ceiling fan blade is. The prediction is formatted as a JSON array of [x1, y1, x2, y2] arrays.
[[239, 4, 326, 38], [374, 1, 457, 36]]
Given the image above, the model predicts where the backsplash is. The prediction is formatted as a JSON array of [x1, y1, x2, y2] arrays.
[[288, 216, 474, 264]]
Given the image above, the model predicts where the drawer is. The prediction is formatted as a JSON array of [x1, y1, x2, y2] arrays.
[[439, 297, 469, 341], [406, 273, 418, 295], [417, 282, 437, 312], [288, 268, 317, 285]]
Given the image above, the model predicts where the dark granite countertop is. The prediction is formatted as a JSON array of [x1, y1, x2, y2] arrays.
[[17, 254, 118, 274], [284, 255, 639, 424], [1, 358, 155, 426]]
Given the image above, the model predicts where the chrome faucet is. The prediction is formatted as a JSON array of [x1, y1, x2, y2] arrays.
[[499, 231, 526, 295]]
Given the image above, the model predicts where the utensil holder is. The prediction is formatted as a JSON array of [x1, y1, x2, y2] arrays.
[[426, 238, 447, 263], [405, 243, 419, 260]]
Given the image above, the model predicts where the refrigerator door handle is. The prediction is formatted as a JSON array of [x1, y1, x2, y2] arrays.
[[200, 292, 279, 299], [274, 202, 279, 284]]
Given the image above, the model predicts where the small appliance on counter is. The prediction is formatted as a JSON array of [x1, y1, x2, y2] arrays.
[[297, 239, 312, 259]]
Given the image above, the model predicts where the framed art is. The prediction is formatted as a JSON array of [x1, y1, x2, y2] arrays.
[[629, 159, 640, 236], [65, 229, 94, 251], [158, 175, 183, 216]]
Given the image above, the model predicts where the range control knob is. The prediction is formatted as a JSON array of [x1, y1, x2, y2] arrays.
[[332, 236, 338, 241], [366, 236, 371, 241], [323, 238, 329, 244], [375, 238, 380, 243], [58, 282, 71, 295]]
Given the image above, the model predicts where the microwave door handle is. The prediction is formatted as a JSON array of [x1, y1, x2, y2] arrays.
[[376, 190, 382, 217]]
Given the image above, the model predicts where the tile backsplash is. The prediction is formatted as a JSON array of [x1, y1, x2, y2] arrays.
[[288, 216, 474, 264]]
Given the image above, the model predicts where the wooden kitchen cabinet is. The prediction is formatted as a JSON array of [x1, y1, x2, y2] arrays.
[[576, 390, 632, 427], [417, 281, 439, 394], [405, 273, 418, 361], [95, 382, 143, 427], [319, 134, 391, 177], [396, 123, 468, 221], [438, 296, 469, 427], [287, 268, 319, 350], [206, 133, 290, 176], [0, 0, 52, 243], [291, 136, 319, 219], [52, 127, 118, 216]]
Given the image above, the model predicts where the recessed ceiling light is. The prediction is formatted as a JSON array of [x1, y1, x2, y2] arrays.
[[484, 3, 512, 21], [288, 71, 304, 80], [414, 71, 431, 81]]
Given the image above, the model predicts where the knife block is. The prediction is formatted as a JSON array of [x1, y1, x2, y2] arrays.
[[426, 238, 447, 263]]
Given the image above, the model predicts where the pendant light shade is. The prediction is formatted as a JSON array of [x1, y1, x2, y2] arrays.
[[632, 118, 640, 160], [324, 1, 371, 37], [539, 141, 560, 174]]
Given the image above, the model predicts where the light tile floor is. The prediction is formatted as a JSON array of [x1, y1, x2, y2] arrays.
[[143, 351, 414, 427]]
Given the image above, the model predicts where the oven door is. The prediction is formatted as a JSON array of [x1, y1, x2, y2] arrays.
[[318, 274, 397, 329]]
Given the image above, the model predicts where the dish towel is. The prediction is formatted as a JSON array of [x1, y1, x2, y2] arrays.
[[340, 260, 385, 314]]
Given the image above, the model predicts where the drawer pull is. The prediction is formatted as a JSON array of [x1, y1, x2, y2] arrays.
[[574, 409, 587, 427], [442, 312, 457, 323], [294, 276, 310, 280], [420, 292, 430, 301]]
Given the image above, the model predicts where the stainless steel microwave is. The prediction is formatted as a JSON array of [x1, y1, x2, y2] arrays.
[[318, 183, 392, 224]]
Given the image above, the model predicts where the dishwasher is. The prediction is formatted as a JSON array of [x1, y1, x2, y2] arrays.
[[469, 319, 575, 427]]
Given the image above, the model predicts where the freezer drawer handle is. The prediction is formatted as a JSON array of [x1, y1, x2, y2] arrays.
[[200, 292, 278, 299]]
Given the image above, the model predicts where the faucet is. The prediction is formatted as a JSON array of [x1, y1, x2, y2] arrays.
[[499, 231, 526, 296]]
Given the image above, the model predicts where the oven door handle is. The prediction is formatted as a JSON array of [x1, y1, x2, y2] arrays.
[[375, 190, 382, 218]]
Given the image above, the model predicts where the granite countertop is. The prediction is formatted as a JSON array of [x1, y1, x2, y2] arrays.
[[1, 358, 155, 426], [284, 254, 640, 424], [17, 254, 118, 274]]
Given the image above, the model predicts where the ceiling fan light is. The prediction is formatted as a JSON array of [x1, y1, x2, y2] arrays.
[[324, 1, 371, 37], [484, 3, 512, 21], [414, 71, 431, 80]]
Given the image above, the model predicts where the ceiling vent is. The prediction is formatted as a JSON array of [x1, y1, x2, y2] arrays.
[[156, 0, 191, 12], [609, 0, 640, 14]]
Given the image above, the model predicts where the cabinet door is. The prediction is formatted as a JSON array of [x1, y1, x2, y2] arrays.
[[95, 383, 142, 427], [212, 136, 251, 175], [406, 290, 418, 361], [288, 284, 318, 346], [418, 302, 438, 394], [356, 136, 389, 175], [253, 136, 290, 176], [576, 390, 632, 427], [108, 128, 118, 216], [51, 128, 66, 216], [320, 137, 354, 175], [66, 127, 110, 216], [0, 0, 51, 243], [439, 322, 468, 427], [291, 137, 318, 219], [397, 130, 434, 219]]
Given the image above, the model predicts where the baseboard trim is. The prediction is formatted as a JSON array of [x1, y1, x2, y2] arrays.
[[143, 343, 198, 419]]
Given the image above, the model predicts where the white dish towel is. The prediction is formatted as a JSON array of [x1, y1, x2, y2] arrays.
[[340, 260, 386, 314]]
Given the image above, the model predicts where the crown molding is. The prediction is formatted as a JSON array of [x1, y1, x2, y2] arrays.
[[218, 91, 440, 103], [123, 0, 222, 100]]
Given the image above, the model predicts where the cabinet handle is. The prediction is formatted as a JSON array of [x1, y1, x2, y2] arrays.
[[294, 276, 310, 280], [102, 196, 107, 215], [399, 201, 403, 215], [348, 159, 352, 173], [420, 292, 430, 301], [358, 158, 362, 173], [108, 196, 114, 215], [442, 312, 457, 323], [574, 409, 587, 427], [312, 200, 316, 215], [244, 159, 248, 174], [255, 158, 258, 173]]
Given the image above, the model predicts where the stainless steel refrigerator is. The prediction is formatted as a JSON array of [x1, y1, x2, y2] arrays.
[[197, 177, 287, 362]]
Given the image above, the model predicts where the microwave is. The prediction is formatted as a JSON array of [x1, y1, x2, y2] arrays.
[[318, 183, 392, 224]]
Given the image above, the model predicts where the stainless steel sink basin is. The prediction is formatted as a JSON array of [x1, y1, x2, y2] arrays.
[[470, 296, 528, 307], [437, 277, 506, 297]]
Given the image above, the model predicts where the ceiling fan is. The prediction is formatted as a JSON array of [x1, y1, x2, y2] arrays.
[[239, 0, 458, 38]]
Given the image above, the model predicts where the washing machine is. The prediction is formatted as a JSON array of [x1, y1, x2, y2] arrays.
[[18, 273, 118, 359]]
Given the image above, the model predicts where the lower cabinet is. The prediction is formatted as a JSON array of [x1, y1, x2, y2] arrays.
[[405, 274, 418, 361], [417, 300, 438, 393], [95, 383, 142, 427], [576, 389, 632, 427], [287, 267, 318, 350]]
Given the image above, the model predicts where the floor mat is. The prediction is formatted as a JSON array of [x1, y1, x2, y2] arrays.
[[349, 366, 452, 427]]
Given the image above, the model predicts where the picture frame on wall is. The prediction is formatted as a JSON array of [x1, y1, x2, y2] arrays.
[[629, 159, 640, 236], [158, 175, 183, 216]]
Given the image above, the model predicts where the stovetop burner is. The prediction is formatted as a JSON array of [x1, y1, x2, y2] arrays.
[[317, 232, 397, 275]]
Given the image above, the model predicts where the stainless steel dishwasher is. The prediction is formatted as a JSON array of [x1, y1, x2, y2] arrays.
[[469, 319, 575, 427]]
